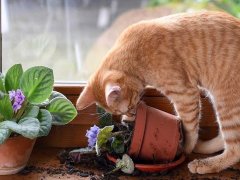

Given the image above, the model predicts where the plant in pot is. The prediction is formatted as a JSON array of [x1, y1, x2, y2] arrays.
[[70, 101, 185, 175], [0, 64, 77, 175]]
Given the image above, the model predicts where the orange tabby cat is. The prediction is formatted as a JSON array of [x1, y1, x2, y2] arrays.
[[76, 11, 240, 174]]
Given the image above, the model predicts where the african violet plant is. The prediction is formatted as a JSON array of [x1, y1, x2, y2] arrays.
[[0, 64, 77, 144], [86, 124, 134, 174], [70, 108, 134, 174]]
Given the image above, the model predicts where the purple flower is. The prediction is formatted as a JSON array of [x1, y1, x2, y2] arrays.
[[9, 90, 16, 101], [13, 102, 22, 112], [8, 89, 25, 112], [15, 89, 25, 104], [86, 125, 100, 148]]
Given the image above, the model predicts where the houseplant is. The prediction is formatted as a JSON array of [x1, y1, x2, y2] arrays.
[[70, 101, 185, 175], [0, 64, 77, 175]]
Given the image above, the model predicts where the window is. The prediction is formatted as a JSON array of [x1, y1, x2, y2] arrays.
[[2, 0, 240, 82], [2, 0, 149, 82]]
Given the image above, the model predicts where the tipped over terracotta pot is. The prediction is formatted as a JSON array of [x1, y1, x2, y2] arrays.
[[0, 136, 36, 175], [108, 101, 185, 172], [128, 101, 183, 162]]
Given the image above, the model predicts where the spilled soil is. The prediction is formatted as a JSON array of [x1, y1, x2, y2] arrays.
[[19, 149, 170, 180]]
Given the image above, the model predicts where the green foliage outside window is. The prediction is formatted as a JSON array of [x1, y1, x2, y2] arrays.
[[148, 0, 240, 18]]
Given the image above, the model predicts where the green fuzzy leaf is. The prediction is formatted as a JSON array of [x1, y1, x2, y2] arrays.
[[0, 113, 4, 122], [0, 91, 4, 99], [35, 99, 50, 107], [0, 95, 14, 120], [37, 109, 52, 137], [47, 97, 77, 125], [22, 105, 39, 118], [96, 125, 114, 155], [49, 91, 67, 101], [5, 64, 23, 92], [111, 136, 125, 154], [116, 154, 134, 174], [0, 117, 40, 139], [0, 92, 5, 122], [36, 91, 67, 108], [20, 66, 54, 104], [0, 78, 5, 93], [97, 106, 113, 128], [0, 123, 11, 144]]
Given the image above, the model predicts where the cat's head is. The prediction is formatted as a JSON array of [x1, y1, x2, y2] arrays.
[[76, 70, 144, 116]]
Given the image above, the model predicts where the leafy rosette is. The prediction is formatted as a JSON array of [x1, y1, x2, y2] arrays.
[[69, 107, 134, 174], [0, 64, 77, 144]]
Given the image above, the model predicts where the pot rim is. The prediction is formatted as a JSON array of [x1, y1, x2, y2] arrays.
[[128, 101, 147, 158], [0, 165, 26, 175], [2, 135, 36, 142]]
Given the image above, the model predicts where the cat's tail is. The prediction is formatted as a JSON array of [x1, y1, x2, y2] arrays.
[[193, 134, 224, 154]]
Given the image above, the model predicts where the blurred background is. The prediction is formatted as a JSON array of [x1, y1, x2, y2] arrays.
[[1, 0, 240, 82]]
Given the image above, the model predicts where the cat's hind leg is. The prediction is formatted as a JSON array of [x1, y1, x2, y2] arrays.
[[189, 141, 240, 174], [193, 134, 224, 154], [188, 94, 240, 174]]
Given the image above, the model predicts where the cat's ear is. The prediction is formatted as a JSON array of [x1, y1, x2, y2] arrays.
[[105, 84, 121, 107], [76, 85, 95, 110]]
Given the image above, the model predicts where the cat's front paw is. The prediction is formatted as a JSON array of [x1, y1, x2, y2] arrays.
[[188, 159, 217, 174], [188, 159, 204, 174]]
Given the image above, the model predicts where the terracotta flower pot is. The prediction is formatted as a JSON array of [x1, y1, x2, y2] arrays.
[[0, 136, 36, 175], [107, 101, 185, 172], [128, 101, 183, 163]]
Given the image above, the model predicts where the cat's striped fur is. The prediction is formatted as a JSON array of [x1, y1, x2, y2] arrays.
[[76, 11, 240, 174]]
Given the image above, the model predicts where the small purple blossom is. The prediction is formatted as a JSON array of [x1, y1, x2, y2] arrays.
[[13, 102, 21, 112], [8, 89, 25, 112], [9, 90, 16, 101], [86, 125, 100, 148], [15, 89, 25, 104]]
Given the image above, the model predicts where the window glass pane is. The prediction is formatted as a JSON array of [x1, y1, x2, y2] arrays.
[[2, 0, 239, 82]]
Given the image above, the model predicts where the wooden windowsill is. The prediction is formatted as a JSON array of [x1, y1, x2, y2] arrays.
[[2, 147, 240, 179]]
